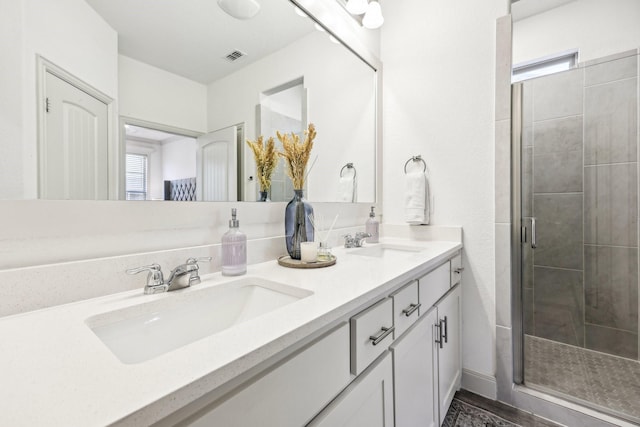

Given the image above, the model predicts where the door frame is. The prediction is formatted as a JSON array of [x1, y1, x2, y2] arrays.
[[510, 83, 524, 385], [119, 117, 202, 200], [36, 56, 116, 198]]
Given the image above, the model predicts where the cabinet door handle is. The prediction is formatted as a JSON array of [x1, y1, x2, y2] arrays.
[[401, 302, 421, 317], [441, 316, 448, 343], [435, 322, 443, 349], [454, 267, 464, 274], [369, 326, 395, 346], [531, 217, 537, 249]]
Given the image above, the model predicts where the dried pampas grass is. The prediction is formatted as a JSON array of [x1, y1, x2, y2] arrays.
[[277, 123, 316, 190], [246, 135, 279, 192]]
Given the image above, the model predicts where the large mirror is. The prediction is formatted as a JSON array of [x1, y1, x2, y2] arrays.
[[0, 0, 377, 203]]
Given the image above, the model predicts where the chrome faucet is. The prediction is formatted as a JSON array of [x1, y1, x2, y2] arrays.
[[344, 232, 371, 248], [126, 257, 211, 295]]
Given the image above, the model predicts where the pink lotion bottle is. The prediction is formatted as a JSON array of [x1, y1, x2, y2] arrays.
[[221, 208, 247, 276]]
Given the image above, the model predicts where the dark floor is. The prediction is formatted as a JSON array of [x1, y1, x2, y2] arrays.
[[445, 389, 563, 427]]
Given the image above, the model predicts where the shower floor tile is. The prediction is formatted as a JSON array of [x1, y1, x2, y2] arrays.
[[525, 335, 640, 423]]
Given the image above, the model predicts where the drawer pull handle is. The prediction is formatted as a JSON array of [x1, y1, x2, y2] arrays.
[[454, 267, 464, 274], [435, 322, 443, 349], [402, 303, 421, 317], [369, 326, 395, 346], [441, 316, 448, 343]]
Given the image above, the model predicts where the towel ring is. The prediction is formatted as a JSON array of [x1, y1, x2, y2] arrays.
[[340, 163, 357, 179], [404, 155, 427, 174]]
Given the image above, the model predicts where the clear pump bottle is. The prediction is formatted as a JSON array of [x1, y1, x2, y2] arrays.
[[366, 206, 379, 243], [222, 208, 247, 276]]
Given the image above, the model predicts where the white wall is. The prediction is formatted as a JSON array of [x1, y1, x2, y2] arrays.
[[381, 0, 509, 381], [162, 137, 197, 181], [513, 0, 640, 65], [118, 55, 208, 133], [0, 0, 118, 200], [207, 31, 376, 203]]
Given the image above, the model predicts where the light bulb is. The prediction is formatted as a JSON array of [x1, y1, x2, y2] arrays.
[[346, 0, 368, 15], [362, 0, 384, 29]]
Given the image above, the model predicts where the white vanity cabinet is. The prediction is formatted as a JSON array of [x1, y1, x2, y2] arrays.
[[307, 352, 394, 427], [435, 284, 462, 425], [169, 251, 462, 427], [391, 308, 439, 427], [393, 256, 462, 427]]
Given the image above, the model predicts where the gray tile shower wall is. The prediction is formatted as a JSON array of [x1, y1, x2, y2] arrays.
[[524, 51, 639, 359]]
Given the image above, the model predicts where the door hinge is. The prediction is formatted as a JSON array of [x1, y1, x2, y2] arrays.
[[45, 97, 51, 113]]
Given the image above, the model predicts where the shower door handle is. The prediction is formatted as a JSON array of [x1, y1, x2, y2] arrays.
[[531, 217, 537, 249]]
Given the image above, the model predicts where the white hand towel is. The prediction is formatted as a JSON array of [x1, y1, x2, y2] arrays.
[[338, 175, 356, 202], [405, 171, 430, 224]]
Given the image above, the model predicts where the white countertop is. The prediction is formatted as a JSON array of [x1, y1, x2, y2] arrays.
[[0, 238, 462, 426]]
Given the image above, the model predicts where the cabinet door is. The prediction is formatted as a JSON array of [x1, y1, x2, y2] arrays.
[[436, 285, 461, 425], [391, 308, 438, 427], [308, 352, 394, 427]]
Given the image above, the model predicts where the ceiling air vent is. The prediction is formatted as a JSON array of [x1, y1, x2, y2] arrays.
[[224, 50, 247, 62]]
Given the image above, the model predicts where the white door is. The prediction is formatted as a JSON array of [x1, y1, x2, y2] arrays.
[[391, 308, 439, 427], [437, 285, 462, 425], [42, 72, 109, 199], [308, 352, 394, 427], [197, 126, 237, 201]]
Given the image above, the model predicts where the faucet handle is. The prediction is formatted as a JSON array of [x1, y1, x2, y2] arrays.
[[186, 257, 212, 266], [125, 264, 163, 283], [126, 264, 167, 294], [184, 257, 212, 286]]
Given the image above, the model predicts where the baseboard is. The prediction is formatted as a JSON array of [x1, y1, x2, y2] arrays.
[[461, 369, 497, 400]]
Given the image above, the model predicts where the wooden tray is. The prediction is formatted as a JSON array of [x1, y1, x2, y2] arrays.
[[277, 255, 337, 269]]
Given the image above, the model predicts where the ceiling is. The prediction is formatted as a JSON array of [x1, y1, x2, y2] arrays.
[[85, 0, 315, 84], [511, 0, 577, 21]]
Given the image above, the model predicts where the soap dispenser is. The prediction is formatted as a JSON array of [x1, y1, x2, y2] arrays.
[[366, 206, 379, 243], [222, 208, 247, 276]]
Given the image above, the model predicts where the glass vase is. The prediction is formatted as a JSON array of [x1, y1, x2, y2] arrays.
[[285, 189, 314, 259], [258, 190, 270, 202]]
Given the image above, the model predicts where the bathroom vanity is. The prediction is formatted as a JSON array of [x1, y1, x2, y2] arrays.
[[0, 237, 462, 426]]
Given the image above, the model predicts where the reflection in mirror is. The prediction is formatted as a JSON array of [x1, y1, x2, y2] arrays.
[[1, 0, 377, 203]]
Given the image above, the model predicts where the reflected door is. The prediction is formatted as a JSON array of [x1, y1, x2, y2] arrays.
[[42, 72, 109, 200], [197, 125, 237, 201]]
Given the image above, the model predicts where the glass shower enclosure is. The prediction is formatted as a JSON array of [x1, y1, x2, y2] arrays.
[[512, 50, 640, 423]]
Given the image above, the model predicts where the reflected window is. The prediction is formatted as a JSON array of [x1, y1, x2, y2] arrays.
[[512, 50, 578, 82], [126, 153, 148, 200]]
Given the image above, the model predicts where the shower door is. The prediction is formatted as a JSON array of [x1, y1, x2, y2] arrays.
[[513, 52, 640, 422]]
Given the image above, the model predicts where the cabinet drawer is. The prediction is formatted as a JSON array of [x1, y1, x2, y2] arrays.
[[350, 298, 393, 375], [418, 262, 450, 314], [186, 324, 351, 427], [391, 281, 420, 338], [450, 253, 462, 286]]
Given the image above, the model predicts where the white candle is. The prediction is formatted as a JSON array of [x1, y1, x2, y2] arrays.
[[300, 242, 318, 262]]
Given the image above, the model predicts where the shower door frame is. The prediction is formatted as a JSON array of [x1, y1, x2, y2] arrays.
[[510, 83, 525, 385]]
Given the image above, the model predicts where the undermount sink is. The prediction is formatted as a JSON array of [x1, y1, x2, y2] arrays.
[[86, 277, 313, 364], [348, 243, 424, 258]]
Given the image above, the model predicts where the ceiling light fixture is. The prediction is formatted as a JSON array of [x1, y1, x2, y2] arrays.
[[345, 0, 368, 15], [362, 0, 384, 29], [217, 0, 261, 20]]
